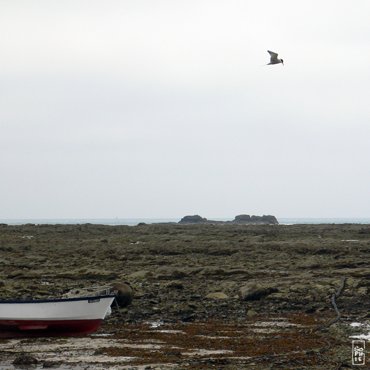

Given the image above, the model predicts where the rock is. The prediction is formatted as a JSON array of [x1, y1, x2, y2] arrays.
[[239, 283, 278, 301], [179, 215, 207, 224], [289, 283, 308, 293], [261, 215, 279, 224], [266, 292, 286, 300], [233, 214, 278, 224], [346, 277, 360, 288], [110, 282, 134, 307], [42, 361, 58, 369], [205, 292, 229, 300], [156, 267, 189, 279], [310, 283, 330, 294], [13, 353, 38, 365], [358, 287, 368, 295], [246, 309, 257, 317], [166, 281, 184, 289], [200, 267, 226, 276], [128, 270, 153, 280], [233, 214, 251, 223], [181, 313, 196, 322], [177, 214, 279, 224]]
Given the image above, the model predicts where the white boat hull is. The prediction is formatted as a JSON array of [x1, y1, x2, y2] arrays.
[[0, 295, 115, 337]]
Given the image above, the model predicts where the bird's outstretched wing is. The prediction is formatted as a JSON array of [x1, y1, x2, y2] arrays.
[[267, 50, 278, 60]]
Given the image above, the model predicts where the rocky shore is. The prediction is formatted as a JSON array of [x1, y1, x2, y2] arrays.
[[0, 222, 369, 368]]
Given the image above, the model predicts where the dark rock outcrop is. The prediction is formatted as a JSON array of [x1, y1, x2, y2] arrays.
[[234, 214, 278, 225], [233, 214, 251, 223], [110, 282, 134, 308], [179, 215, 208, 224], [239, 283, 278, 301], [179, 214, 278, 225], [13, 353, 38, 366]]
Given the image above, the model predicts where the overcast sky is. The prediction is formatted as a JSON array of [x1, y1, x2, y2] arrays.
[[1, 0, 369, 219]]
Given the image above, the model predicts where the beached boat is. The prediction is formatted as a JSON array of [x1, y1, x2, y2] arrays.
[[0, 294, 115, 338]]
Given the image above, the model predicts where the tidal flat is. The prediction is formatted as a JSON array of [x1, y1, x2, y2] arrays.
[[0, 223, 369, 368]]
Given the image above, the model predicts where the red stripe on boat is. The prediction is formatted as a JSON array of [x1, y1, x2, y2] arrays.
[[0, 319, 102, 338]]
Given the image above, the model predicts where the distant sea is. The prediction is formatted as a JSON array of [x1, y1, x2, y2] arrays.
[[1, 218, 370, 225]]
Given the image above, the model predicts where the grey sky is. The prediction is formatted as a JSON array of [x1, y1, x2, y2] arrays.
[[1, 0, 369, 219]]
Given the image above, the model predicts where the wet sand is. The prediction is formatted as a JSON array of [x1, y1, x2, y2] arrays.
[[0, 223, 369, 368]]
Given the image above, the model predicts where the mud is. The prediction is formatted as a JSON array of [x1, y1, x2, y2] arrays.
[[0, 223, 369, 368]]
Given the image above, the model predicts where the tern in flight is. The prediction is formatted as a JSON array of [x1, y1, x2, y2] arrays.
[[267, 50, 284, 65]]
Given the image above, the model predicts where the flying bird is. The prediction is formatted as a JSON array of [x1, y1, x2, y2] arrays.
[[267, 50, 284, 65]]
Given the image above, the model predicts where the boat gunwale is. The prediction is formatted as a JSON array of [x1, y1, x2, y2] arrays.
[[0, 294, 116, 304]]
